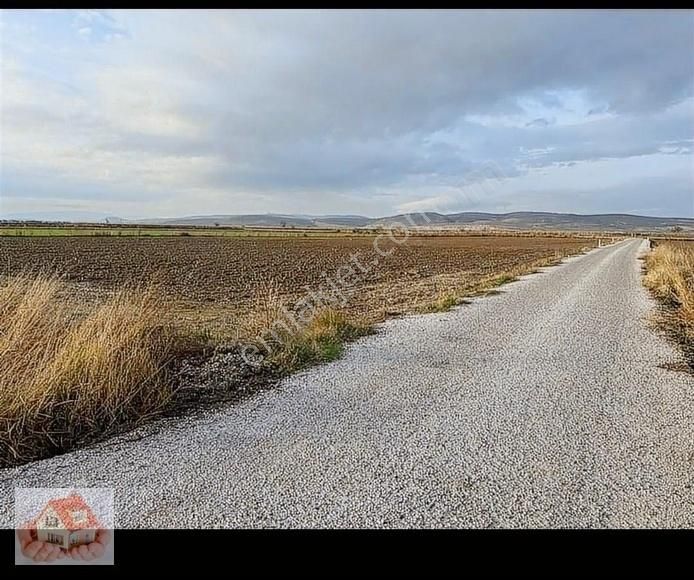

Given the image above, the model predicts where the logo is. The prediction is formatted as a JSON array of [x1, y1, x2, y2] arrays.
[[14, 487, 114, 566]]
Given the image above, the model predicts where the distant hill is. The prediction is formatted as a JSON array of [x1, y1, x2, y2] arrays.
[[4, 211, 693, 232], [369, 211, 694, 232], [130, 213, 373, 228], [144, 214, 319, 228], [135, 211, 694, 231]]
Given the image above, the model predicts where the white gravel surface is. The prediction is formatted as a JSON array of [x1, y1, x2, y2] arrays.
[[1, 238, 692, 528]]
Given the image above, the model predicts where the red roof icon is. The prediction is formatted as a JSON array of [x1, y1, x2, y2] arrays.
[[30, 492, 101, 531]]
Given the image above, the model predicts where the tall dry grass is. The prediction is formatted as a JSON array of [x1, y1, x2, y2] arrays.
[[0, 274, 369, 466], [643, 241, 694, 360], [644, 243, 694, 320], [0, 274, 178, 466], [243, 280, 369, 372]]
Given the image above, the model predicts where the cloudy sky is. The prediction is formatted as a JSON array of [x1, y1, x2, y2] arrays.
[[1, 9, 693, 219]]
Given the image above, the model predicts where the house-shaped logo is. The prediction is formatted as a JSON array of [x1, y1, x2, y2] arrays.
[[29, 492, 101, 550]]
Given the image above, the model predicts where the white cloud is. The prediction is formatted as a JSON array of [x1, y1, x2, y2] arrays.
[[1, 9, 692, 218]]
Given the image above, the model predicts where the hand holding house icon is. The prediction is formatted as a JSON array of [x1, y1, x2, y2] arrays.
[[16, 489, 112, 564]]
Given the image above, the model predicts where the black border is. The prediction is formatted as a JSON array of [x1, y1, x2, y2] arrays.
[[5, 528, 694, 575]]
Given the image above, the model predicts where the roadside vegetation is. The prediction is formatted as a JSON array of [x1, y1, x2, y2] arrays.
[[421, 250, 583, 313], [0, 275, 369, 467], [0, 275, 180, 466], [0, 232, 599, 467], [244, 283, 371, 372], [643, 240, 694, 370]]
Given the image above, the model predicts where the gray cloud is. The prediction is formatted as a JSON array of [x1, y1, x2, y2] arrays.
[[1, 9, 693, 218], [526, 118, 553, 128]]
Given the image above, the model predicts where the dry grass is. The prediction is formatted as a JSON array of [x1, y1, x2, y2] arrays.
[[0, 274, 369, 467], [272, 309, 369, 371], [644, 242, 694, 318], [0, 274, 179, 467], [426, 293, 460, 313], [243, 281, 370, 372], [643, 241, 694, 366], [419, 249, 581, 313]]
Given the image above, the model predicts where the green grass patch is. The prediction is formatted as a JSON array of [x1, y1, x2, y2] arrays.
[[263, 310, 371, 373], [489, 273, 518, 287], [426, 293, 460, 312]]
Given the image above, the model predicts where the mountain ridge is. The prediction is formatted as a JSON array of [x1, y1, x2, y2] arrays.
[[3, 211, 694, 232]]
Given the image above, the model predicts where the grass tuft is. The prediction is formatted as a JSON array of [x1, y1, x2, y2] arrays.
[[0, 274, 179, 467], [426, 293, 459, 312], [489, 274, 518, 287], [242, 283, 371, 373], [643, 241, 694, 368], [266, 308, 370, 372]]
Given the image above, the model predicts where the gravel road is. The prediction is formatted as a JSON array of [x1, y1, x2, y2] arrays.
[[1, 238, 692, 528]]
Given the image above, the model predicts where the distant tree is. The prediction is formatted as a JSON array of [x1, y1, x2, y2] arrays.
[[671, 225, 683, 232], [214, 222, 220, 227], [280, 221, 287, 228]]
